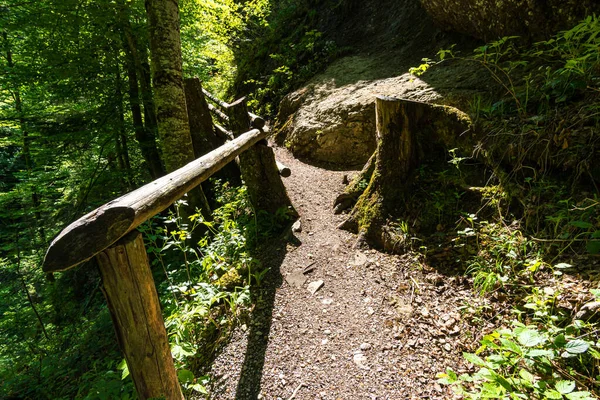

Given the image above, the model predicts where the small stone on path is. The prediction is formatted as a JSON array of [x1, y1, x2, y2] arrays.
[[360, 343, 371, 350], [292, 220, 302, 232], [286, 270, 307, 288], [307, 280, 324, 294], [353, 351, 370, 370], [350, 251, 369, 267]]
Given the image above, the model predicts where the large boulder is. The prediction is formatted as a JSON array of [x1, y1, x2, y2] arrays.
[[274, 72, 440, 166], [420, 0, 600, 41], [274, 55, 495, 167]]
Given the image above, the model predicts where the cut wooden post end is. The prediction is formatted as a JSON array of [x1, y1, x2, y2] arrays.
[[276, 161, 292, 177]]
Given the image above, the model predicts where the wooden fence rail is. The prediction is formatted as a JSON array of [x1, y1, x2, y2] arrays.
[[43, 88, 294, 400]]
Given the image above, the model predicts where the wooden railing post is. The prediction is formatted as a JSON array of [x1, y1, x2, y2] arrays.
[[184, 78, 241, 185], [184, 77, 220, 157], [96, 231, 183, 400], [226, 97, 295, 215]]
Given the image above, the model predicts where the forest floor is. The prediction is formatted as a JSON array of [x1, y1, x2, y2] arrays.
[[207, 145, 490, 400]]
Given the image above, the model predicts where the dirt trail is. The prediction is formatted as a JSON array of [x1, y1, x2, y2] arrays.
[[208, 146, 479, 399]]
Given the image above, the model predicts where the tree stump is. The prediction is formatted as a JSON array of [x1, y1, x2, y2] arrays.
[[96, 231, 183, 400], [333, 152, 376, 214], [226, 97, 295, 215], [339, 96, 424, 251]]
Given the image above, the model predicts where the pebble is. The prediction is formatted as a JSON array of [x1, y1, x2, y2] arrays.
[[292, 220, 302, 232], [360, 343, 372, 350], [324, 329, 332, 335], [353, 352, 370, 370], [308, 280, 324, 294], [444, 343, 452, 352]]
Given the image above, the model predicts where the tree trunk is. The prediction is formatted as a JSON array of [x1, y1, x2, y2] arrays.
[[115, 61, 132, 190], [340, 96, 421, 251], [184, 77, 219, 156], [122, 23, 164, 179], [3, 31, 46, 246], [333, 151, 376, 214], [96, 231, 183, 400], [145, 0, 211, 221], [226, 98, 295, 215]]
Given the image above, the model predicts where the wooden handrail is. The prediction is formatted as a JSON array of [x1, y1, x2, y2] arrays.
[[202, 88, 229, 109], [207, 102, 229, 123], [214, 122, 234, 140], [203, 88, 265, 129], [42, 90, 293, 400], [43, 127, 268, 273]]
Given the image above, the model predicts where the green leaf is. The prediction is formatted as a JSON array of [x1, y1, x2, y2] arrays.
[[570, 221, 593, 229], [437, 367, 458, 384], [564, 339, 589, 354], [545, 389, 564, 399], [463, 352, 487, 367], [493, 374, 513, 392], [586, 240, 600, 255], [190, 383, 208, 394], [519, 368, 535, 388], [500, 338, 522, 355], [118, 359, 130, 380], [555, 380, 576, 394], [526, 349, 554, 358], [554, 334, 567, 347], [517, 329, 545, 347], [177, 369, 195, 384], [566, 391, 595, 400]]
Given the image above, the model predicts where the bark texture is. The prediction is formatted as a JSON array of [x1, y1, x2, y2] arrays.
[[340, 96, 418, 250], [184, 77, 221, 157], [184, 78, 241, 186], [122, 14, 164, 179], [97, 231, 183, 400], [145, 0, 210, 218], [339, 97, 473, 251], [145, 0, 192, 171], [333, 152, 376, 214]]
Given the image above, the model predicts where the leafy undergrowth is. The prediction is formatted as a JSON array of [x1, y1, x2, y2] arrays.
[[405, 15, 600, 400], [138, 182, 292, 397]]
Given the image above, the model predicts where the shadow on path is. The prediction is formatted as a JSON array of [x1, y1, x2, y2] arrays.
[[233, 230, 300, 399]]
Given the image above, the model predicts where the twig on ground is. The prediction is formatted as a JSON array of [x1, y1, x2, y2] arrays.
[[288, 382, 305, 400]]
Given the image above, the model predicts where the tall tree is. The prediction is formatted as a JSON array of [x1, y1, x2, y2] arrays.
[[118, 0, 164, 179], [145, 0, 211, 219]]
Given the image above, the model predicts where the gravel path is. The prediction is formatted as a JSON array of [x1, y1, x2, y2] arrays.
[[208, 146, 480, 399]]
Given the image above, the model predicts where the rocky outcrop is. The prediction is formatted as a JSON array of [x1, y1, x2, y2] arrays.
[[420, 0, 600, 41], [274, 56, 495, 167], [274, 73, 441, 166]]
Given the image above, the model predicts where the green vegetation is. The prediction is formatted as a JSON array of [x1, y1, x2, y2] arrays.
[[0, 0, 299, 398], [406, 16, 600, 399], [1, 0, 599, 398], [139, 183, 290, 396]]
